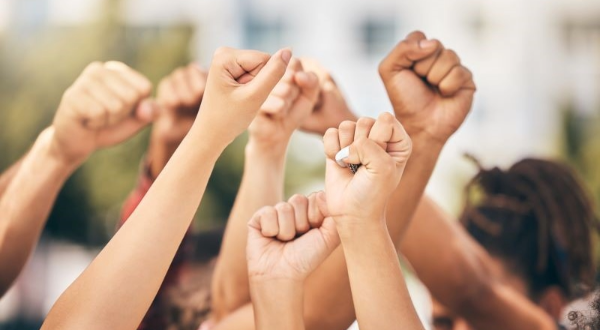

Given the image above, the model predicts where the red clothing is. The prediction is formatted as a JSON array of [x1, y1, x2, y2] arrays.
[[118, 163, 193, 330]]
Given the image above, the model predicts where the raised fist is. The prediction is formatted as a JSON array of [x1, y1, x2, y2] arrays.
[[379, 31, 476, 144], [51, 61, 154, 165], [323, 113, 412, 227], [299, 58, 356, 136], [248, 58, 319, 149], [154, 63, 207, 145], [195, 47, 292, 147], [246, 192, 340, 282]]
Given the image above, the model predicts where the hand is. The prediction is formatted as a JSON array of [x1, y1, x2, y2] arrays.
[[247, 192, 340, 282], [51, 61, 154, 165], [299, 58, 357, 136], [248, 58, 319, 150], [323, 113, 412, 227], [154, 63, 207, 145], [149, 63, 207, 177], [379, 31, 476, 144], [195, 47, 292, 148]]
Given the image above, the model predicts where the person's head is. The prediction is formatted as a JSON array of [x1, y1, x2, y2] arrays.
[[433, 158, 598, 330]]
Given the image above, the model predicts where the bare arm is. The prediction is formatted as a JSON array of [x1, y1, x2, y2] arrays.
[[402, 196, 556, 330], [213, 31, 476, 330], [41, 122, 225, 330], [212, 59, 320, 318], [0, 157, 24, 199], [212, 143, 287, 317], [0, 61, 156, 298], [0, 129, 76, 297], [41, 48, 291, 330]]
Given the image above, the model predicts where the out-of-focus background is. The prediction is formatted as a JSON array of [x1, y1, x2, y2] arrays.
[[0, 0, 599, 328]]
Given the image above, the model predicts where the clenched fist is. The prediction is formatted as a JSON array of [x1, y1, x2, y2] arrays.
[[248, 58, 319, 149], [324, 113, 412, 227], [154, 63, 207, 144], [379, 31, 476, 144], [246, 192, 340, 282], [51, 61, 154, 165], [299, 58, 357, 136], [195, 47, 292, 148]]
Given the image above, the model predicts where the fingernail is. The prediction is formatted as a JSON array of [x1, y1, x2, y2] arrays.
[[419, 39, 437, 49], [280, 48, 292, 65], [335, 146, 350, 168]]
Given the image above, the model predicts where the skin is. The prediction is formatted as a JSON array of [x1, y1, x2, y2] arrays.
[[247, 192, 338, 330], [211, 58, 320, 320], [149, 63, 208, 178], [0, 61, 155, 297], [402, 196, 557, 330], [40, 47, 292, 330], [213, 30, 477, 330], [323, 114, 423, 330], [248, 113, 423, 330]]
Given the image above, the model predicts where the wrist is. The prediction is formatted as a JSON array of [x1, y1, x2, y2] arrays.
[[250, 278, 304, 330], [43, 127, 85, 171], [334, 214, 387, 240], [245, 139, 288, 163], [247, 135, 290, 156], [409, 132, 446, 154], [38, 127, 81, 177]]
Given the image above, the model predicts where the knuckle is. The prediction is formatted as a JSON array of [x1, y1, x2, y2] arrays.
[[276, 202, 294, 214], [339, 120, 356, 130], [444, 49, 459, 62], [289, 194, 307, 207], [377, 112, 396, 124], [356, 117, 375, 128], [84, 61, 103, 73]]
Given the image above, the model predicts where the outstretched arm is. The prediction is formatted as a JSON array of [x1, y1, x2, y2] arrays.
[[41, 48, 291, 330], [0, 62, 154, 297], [212, 59, 320, 319], [402, 196, 556, 330], [323, 113, 423, 330]]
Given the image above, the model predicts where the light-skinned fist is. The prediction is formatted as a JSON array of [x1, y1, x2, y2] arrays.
[[154, 63, 207, 145], [248, 58, 320, 150], [246, 192, 340, 282], [299, 58, 357, 136], [51, 61, 154, 165], [323, 113, 412, 229], [195, 47, 292, 148], [379, 31, 476, 144]]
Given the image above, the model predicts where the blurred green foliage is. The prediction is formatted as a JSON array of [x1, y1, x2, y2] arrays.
[[0, 0, 201, 246], [0, 0, 322, 247]]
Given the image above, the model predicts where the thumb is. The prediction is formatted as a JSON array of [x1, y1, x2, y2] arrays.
[[247, 48, 292, 101], [318, 217, 340, 254], [289, 71, 320, 123], [134, 99, 160, 122]]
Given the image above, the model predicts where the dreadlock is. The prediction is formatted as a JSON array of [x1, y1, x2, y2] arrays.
[[460, 157, 598, 301]]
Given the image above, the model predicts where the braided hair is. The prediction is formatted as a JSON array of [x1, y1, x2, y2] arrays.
[[460, 157, 598, 301]]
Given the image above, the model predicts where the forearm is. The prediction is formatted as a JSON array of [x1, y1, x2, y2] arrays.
[[0, 128, 77, 296], [386, 135, 443, 243], [402, 197, 555, 330], [339, 223, 424, 330], [212, 141, 287, 318], [401, 197, 493, 311], [297, 136, 444, 330], [41, 122, 225, 330], [0, 157, 25, 199], [250, 280, 305, 330]]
